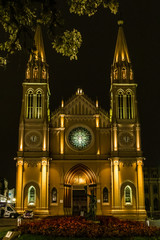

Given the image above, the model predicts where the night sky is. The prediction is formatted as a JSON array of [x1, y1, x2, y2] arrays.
[[0, 0, 160, 188]]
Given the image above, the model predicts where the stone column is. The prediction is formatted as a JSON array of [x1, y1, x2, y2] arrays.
[[41, 158, 49, 212], [60, 114, 65, 155], [136, 124, 141, 151], [112, 159, 120, 208], [113, 124, 118, 151], [16, 158, 23, 211], [137, 159, 145, 209]]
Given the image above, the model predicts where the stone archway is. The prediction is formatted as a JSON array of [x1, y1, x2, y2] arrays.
[[64, 164, 96, 216]]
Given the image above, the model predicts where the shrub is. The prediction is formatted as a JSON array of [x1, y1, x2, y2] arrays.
[[18, 216, 160, 238]]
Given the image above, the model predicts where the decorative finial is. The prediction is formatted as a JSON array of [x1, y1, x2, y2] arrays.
[[61, 99, 64, 108], [76, 88, 84, 95], [118, 20, 124, 26], [96, 99, 98, 108]]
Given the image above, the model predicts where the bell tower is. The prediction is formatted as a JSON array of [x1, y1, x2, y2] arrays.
[[15, 25, 50, 214], [110, 21, 146, 219]]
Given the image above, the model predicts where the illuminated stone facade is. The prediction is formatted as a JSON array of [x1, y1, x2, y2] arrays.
[[15, 22, 146, 219]]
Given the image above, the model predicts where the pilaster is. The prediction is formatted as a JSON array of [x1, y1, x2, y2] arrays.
[[112, 158, 120, 209], [16, 158, 23, 211], [137, 158, 145, 209]]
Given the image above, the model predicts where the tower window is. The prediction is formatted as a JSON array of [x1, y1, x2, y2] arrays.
[[118, 91, 124, 119], [122, 67, 126, 79], [126, 92, 132, 119], [103, 187, 108, 203], [130, 69, 133, 80], [51, 187, 57, 203], [26, 68, 30, 79], [28, 186, 36, 205], [35, 90, 42, 119], [26, 89, 43, 119], [42, 68, 46, 79], [113, 69, 118, 79], [124, 185, 132, 204], [27, 90, 33, 119], [33, 67, 38, 79]]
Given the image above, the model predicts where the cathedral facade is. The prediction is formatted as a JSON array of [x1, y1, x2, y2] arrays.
[[15, 22, 146, 219]]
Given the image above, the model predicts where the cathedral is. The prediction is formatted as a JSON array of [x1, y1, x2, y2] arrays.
[[15, 21, 146, 220]]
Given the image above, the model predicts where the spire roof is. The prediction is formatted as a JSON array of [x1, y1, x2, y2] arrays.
[[30, 25, 46, 62], [113, 20, 130, 64]]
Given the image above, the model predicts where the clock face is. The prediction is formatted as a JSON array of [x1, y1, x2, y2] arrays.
[[119, 132, 134, 147], [30, 135, 38, 143], [68, 127, 92, 150], [25, 131, 41, 147]]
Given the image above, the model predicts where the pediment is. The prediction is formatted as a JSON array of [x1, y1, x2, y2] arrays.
[[64, 94, 96, 115], [51, 89, 109, 128]]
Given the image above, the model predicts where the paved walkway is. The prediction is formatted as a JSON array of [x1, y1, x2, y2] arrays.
[[0, 218, 17, 234]]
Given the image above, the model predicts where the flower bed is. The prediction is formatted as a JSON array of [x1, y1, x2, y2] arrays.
[[18, 216, 160, 238]]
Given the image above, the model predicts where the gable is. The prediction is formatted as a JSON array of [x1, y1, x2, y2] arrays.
[[51, 89, 109, 128]]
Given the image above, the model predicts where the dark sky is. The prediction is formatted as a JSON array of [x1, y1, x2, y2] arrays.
[[0, 0, 160, 188]]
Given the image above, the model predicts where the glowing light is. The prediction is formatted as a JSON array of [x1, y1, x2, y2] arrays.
[[96, 99, 98, 108], [60, 134, 64, 154], [19, 141, 23, 151], [76, 88, 84, 95], [96, 115, 99, 128], [42, 159, 47, 166], [68, 127, 91, 150], [43, 133, 46, 151], [113, 126, 118, 151], [61, 100, 64, 108], [61, 115, 64, 128]]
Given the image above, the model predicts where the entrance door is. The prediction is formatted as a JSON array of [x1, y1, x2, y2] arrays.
[[73, 190, 87, 216]]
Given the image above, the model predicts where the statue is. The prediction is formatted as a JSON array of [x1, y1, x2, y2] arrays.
[[84, 186, 97, 220]]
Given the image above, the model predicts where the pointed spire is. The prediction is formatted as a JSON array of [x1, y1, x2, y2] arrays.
[[30, 25, 46, 62], [113, 20, 130, 64], [25, 25, 49, 83], [111, 20, 134, 83]]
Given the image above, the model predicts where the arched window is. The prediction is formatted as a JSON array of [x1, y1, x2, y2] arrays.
[[118, 91, 124, 119], [122, 67, 126, 79], [113, 69, 118, 79], [28, 186, 36, 205], [126, 91, 133, 119], [103, 187, 108, 203], [27, 90, 33, 119], [35, 90, 42, 119], [42, 68, 46, 79], [130, 69, 133, 80], [51, 187, 57, 203], [145, 198, 150, 211], [154, 198, 159, 211], [153, 185, 158, 194], [124, 185, 132, 204], [33, 66, 38, 79], [26, 68, 30, 79]]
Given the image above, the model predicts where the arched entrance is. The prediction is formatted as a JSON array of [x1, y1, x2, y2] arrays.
[[64, 164, 96, 216]]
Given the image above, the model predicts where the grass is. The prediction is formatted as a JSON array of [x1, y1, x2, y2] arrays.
[[17, 234, 160, 240]]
